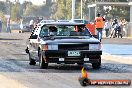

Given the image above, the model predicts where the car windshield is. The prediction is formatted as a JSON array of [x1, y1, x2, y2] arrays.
[[39, 25, 91, 37]]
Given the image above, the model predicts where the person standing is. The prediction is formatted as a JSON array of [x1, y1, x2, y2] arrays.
[[6, 17, 11, 33], [20, 19, 23, 30], [29, 19, 34, 32], [104, 20, 110, 37], [94, 13, 105, 41], [110, 19, 122, 38], [33, 21, 37, 28], [36, 17, 41, 24]]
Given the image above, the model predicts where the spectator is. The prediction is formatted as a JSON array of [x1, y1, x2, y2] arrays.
[[20, 19, 23, 29], [29, 19, 34, 32], [94, 13, 105, 41], [33, 21, 37, 28], [36, 17, 42, 24], [6, 17, 11, 33], [110, 19, 122, 38], [104, 20, 111, 37]]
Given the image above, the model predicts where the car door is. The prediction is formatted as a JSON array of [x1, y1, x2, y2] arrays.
[[28, 34, 39, 60]]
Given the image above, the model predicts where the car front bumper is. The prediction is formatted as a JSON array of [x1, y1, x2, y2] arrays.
[[41, 50, 102, 63]]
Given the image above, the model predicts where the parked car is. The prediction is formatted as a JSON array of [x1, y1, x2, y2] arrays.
[[25, 22, 102, 69], [10, 24, 31, 33]]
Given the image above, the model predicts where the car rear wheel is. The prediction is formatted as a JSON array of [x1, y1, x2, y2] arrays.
[[39, 53, 48, 69], [29, 53, 36, 65], [92, 56, 101, 69]]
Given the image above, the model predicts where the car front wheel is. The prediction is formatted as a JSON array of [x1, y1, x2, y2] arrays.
[[29, 53, 36, 65]]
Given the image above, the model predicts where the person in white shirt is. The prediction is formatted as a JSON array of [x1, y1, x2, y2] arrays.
[[29, 19, 34, 32], [104, 20, 110, 37]]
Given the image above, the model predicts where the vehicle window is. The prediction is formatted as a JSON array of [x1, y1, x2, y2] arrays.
[[39, 26, 49, 37], [39, 25, 91, 37], [57, 26, 71, 36], [56, 25, 91, 36], [49, 26, 57, 36]]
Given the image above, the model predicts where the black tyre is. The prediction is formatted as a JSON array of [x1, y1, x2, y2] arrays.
[[25, 47, 29, 54], [29, 53, 36, 65], [92, 56, 101, 69], [39, 53, 48, 69], [77, 63, 84, 65]]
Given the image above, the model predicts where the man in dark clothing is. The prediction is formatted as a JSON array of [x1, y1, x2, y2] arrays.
[[36, 17, 42, 24], [110, 19, 122, 38]]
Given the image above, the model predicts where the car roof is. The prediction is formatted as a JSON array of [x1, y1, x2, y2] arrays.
[[40, 20, 55, 23], [42, 22, 85, 26], [57, 20, 71, 22], [71, 19, 85, 21]]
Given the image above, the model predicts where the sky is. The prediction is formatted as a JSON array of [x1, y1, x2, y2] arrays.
[[0, 0, 45, 5]]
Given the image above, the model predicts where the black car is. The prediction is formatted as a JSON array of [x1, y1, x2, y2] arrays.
[[26, 22, 102, 69]]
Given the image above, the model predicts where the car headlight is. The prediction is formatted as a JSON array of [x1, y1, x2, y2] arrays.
[[89, 44, 101, 50], [42, 45, 58, 50]]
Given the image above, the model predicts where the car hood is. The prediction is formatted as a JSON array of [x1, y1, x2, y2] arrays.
[[40, 36, 100, 44]]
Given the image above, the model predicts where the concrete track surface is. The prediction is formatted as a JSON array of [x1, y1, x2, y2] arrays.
[[0, 33, 131, 88]]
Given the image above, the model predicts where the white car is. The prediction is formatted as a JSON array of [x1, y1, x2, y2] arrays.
[[26, 22, 102, 69], [70, 19, 88, 24]]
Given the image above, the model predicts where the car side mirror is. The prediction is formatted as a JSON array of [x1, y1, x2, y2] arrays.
[[29, 35, 38, 39]]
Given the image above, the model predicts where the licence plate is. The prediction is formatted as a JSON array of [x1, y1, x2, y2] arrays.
[[59, 58, 64, 61], [84, 58, 89, 61], [68, 51, 80, 56]]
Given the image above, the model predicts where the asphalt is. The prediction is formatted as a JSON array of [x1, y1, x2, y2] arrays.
[[102, 37, 132, 44], [0, 33, 131, 88]]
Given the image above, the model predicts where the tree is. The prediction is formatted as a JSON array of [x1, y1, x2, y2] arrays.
[[0, 1, 7, 14], [21, 1, 32, 16], [75, 0, 81, 19], [84, 0, 130, 21], [0, 11, 6, 24], [11, 2, 22, 21], [52, 0, 72, 20]]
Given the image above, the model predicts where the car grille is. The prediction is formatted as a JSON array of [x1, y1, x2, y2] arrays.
[[58, 44, 89, 50]]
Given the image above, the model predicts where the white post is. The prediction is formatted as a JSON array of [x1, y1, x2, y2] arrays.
[[89, 7, 90, 21], [130, 5, 132, 22], [95, 6, 97, 20], [88, 4, 96, 21], [72, 0, 75, 19], [81, 0, 82, 19]]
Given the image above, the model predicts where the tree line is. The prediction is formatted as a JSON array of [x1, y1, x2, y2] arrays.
[[0, 0, 130, 24]]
